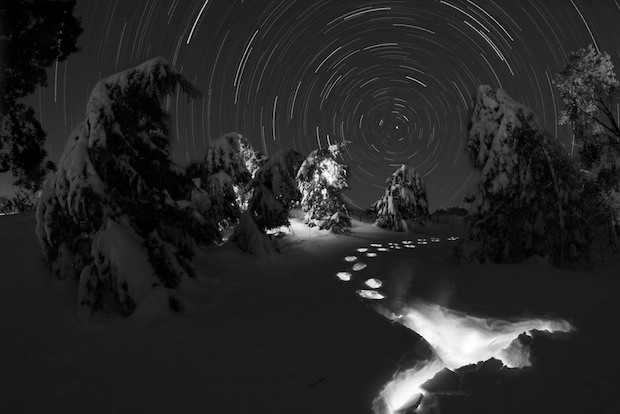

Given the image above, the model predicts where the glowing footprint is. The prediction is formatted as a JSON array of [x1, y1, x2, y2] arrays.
[[377, 247, 388, 252], [336, 271, 351, 281], [357, 289, 385, 300], [366, 252, 377, 257], [405, 245, 416, 249], [345, 256, 357, 262], [357, 248, 368, 252], [365, 278, 383, 288], [352, 262, 367, 271], [371, 243, 383, 247]]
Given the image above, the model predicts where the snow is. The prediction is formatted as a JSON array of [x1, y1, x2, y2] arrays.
[[2, 212, 620, 413]]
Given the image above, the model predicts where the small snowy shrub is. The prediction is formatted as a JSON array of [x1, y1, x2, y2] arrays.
[[372, 165, 429, 231], [36, 58, 218, 318], [296, 142, 350, 232]]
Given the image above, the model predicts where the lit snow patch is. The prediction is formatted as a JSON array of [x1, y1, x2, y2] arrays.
[[371, 243, 383, 247], [352, 262, 367, 271], [366, 252, 377, 257], [373, 300, 576, 413], [431, 238, 440, 243], [357, 247, 369, 252], [378, 247, 389, 252], [447, 236, 460, 241], [402, 240, 412, 244], [345, 255, 357, 262], [365, 278, 383, 288], [336, 271, 352, 281], [357, 289, 385, 300], [405, 245, 416, 249]]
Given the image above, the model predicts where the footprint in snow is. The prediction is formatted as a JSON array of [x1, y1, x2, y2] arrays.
[[365, 278, 383, 288], [336, 271, 352, 281], [345, 256, 357, 262], [357, 290, 385, 300], [352, 262, 367, 271]]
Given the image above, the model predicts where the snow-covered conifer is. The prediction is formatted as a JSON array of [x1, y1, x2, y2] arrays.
[[296, 142, 351, 232], [248, 148, 304, 231], [35, 58, 217, 318], [236, 135, 267, 209], [372, 165, 429, 231], [460, 85, 593, 264], [186, 132, 251, 229]]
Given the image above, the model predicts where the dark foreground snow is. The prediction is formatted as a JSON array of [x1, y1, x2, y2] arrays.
[[1, 213, 619, 413]]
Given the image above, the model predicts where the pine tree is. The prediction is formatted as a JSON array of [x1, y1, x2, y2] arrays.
[[36, 58, 215, 318], [372, 165, 429, 231], [1, 0, 82, 206], [296, 142, 351, 232], [460, 85, 594, 264], [248, 148, 304, 231]]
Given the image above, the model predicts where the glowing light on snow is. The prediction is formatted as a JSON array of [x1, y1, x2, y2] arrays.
[[336, 271, 352, 281], [367, 252, 377, 257], [373, 301, 575, 413], [405, 245, 416, 249], [345, 255, 357, 262], [371, 243, 383, 247], [352, 262, 367, 271], [378, 247, 389, 252], [357, 248, 369, 252], [357, 289, 385, 300], [365, 278, 383, 288], [431, 237, 440, 243], [373, 358, 445, 414]]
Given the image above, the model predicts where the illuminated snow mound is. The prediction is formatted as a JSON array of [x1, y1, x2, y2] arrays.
[[373, 358, 445, 414], [383, 301, 574, 370], [373, 300, 575, 414], [357, 290, 385, 300], [345, 255, 357, 262]]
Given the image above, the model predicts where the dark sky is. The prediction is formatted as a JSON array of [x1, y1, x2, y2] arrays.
[[5, 0, 620, 210]]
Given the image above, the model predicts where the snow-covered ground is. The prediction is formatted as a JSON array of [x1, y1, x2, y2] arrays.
[[1, 212, 619, 413]]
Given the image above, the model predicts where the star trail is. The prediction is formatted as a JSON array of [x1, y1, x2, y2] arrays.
[[14, 0, 620, 210]]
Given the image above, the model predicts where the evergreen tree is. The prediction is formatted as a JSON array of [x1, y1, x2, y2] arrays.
[[1, 0, 82, 206], [36, 58, 215, 318], [296, 142, 351, 233], [236, 135, 267, 210], [459, 85, 594, 264], [248, 148, 304, 231], [186, 132, 252, 231], [372, 165, 429, 231]]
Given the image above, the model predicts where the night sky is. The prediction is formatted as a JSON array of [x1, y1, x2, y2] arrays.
[[7, 0, 620, 210]]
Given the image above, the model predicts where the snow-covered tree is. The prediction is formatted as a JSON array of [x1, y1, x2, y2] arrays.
[[186, 132, 251, 230], [372, 165, 429, 231], [35, 58, 218, 318], [248, 148, 304, 231], [459, 85, 594, 264], [555, 45, 620, 235], [296, 142, 351, 232], [236, 135, 267, 210]]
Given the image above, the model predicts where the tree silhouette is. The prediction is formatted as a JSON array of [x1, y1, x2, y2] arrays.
[[0, 0, 82, 208]]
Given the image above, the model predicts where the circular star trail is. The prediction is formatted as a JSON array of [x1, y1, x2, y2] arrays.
[[15, 0, 620, 210]]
